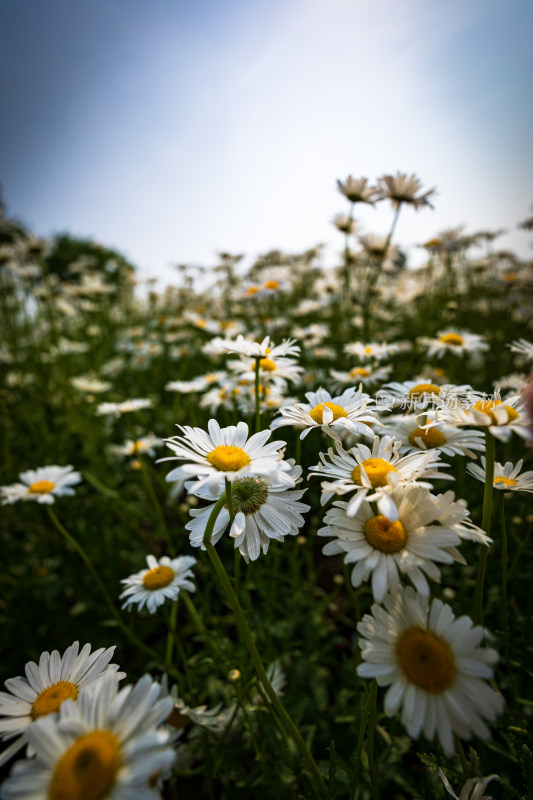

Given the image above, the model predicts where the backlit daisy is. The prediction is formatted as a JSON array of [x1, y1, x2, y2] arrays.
[[185, 461, 309, 561], [0, 642, 123, 767], [310, 435, 451, 519], [1, 466, 82, 505], [270, 387, 379, 441], [377, 171, 436, 210], [161, 419, 293, 492], [318, 485, 464, 601], [1, 674, 175, 800], [467, 458, 533, 493], [357, 587, 504, 754], [336, 175, 379, 205], [418, 330, 488, 359], [120, 554, 197, 614]]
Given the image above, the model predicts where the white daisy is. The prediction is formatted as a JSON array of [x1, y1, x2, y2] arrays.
[[378, 379, 472, 412], [438, 390, 530, 443], [0, 642, 124, 767], [329, 364, 392, 390], [343, 341, 399, 362], [270, 387, 379, 441], [160, 419, 293, 493], [185, 461, 310, 562], [96, 398, 152, 417], [430, 490, 491, 546], [70, 376, 112, 394], [1, 466, 82, 506], [205, 335, 300, 359], [357, 587, 504, 754], [227, 354, 304, 387], [318, 485, 465, 601], [110, 435, 163, 459], [509, 338, 533, 361], [385, 414, 485, 459], [165, 372, 224, 393], [309, 436, 452, 519], [467, 458, 533, 493], [1, 674, 175, 800], [418, 330, 488, 359], [120, 554, 197, 614]]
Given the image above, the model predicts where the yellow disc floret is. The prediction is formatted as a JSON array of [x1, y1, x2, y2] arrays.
[[32, 681, 79, 719], [396, 628, 456, 692], [439, 333, 464, 346], [49, 730, 121, 800], [207, 445, 251, 472], [408, 383, 441, 398], [471, 399, 519, 424], [28, 480, 55, 494], [408, 426, 446, 448], [264, 280, 280, 290], [349, 367, 370, 379], [352, 458, 398, 488], [364, 515, 407, 553], [308, 402, 348, 424], [143, 565, 175, 591], [493, 475, 517, 488], [250, 357, 277, 372]]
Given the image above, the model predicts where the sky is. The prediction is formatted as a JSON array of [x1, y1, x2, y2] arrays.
[[1, 0, 532, 286]]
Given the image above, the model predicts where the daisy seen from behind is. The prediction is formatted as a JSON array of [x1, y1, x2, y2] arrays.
[[1, 673, 175, 800], [120, 554, 197, 614], [1, 466, 82, 505], [0, 642, 124, 767], [357, 587, 504, 754]]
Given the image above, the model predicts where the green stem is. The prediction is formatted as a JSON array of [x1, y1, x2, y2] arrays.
[[352, 681, 375, 798], [139, 456, 175, 556], [165, 598, 178, 667], [474, 432, 495, 626], [203, 523, 329, 799], [182, 591, 206, 635], [366, 680, 379, 800], [499, 491, 509, 660], [225, 476, 235, 523], [254, 356, 261, 433]]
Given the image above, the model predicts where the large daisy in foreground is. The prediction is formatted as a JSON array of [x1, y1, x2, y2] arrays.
[[1, 674, 175, 800], [357, 587, 504, 754], [160, 419, 293, 492]]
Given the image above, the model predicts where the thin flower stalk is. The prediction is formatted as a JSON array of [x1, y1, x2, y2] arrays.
[[474, 431, 495, 626]]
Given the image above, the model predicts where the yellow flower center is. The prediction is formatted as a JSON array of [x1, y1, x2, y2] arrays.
[[349, 367, 370, 379], [396, 628, 456, 692], [143, 565, 175, 590], [364, 515, 407, 553], [195, 319, 206, 327], [471, 399, 519, 424], [246, 286, 260, 295], [408, 383, 441, 398], [364, 346, 373, 354], [264, 280, 279, 290], [207, 444, 251, 472], [28, 480, 55, 494], [49, 730, 121, 800], [408, 426, 446, 448], [250, 357, 277, 372], [308, 402, 348, 424], [439, 333, 464, 346], [31, 681, 78, 720], [493, 475, 517, 488], [352, 457, 398, 488]]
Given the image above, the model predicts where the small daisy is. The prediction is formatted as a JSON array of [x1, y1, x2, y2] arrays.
[[378, 379, 472, 411], [110, 434, 163, 459], [185, 461, 310, 562], [357, 587, 504, 754], [165, 372, 224, 393], [467, 458, 533, 493], [343, 341, 399, 362], [309, 435, 451, 519], [509, 338, 533, 361], [96, 398, 152, 417], [386, 414, 486, 459], [70, 376, 112, 394], [337, 175, 379, 205], [120, 554, 197, 614], [227, 354, 304, 387], [318, 485, 465, 601], [438, 390, 530, 443], [206, 334, 300, 359], [160, 419, 293, 493], [1, 466, 82, 505], [0, 642, 123, 767], [418, 330, 488, 359], [1, 674, 175, 800], [377, 171, 436, 210], [330, 364, 392, 390], [270, 386, 379, 441]]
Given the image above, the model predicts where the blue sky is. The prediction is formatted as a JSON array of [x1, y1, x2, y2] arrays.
[[1, 0, 532, 284]]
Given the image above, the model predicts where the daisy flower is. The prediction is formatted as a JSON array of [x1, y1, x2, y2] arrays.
[[1, 674, 175, 800], [378, 379, 472, 412], [227, 354, 304, 387], [329, 364, 392, 390], [309, 435, 451, 519], [385, 413, 485, 459], [431, 490, 491, 546], [377, 171, 436, 210], [70, 376, 112, 394], [185, 461, 310, 562], [337, 175, 379, 205], [467, 458, 533, 493], [1, 466, 82, 505], [96, 398, 152, 417], [509, 338, 533, 361], [438, 390, 530, 443], [205, 334, 300, 359], [160, 419, 293, 493], [270, 386, 379, 441], [318, 485, 465, 601], [357, 587, 504, 754], [343, 341, 399, 362], [165, 372, 224, 393], [120, 554, 197, 614], [418, 330, 488, 359], [0, 642, 123, 767], [110, 434, 163, 459]]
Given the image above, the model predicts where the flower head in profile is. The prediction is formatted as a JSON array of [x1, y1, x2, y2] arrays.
[[120, 554, 197, 614], [270, 387, 379, 441], [1, 674, 175, 800], [1, 466, 82, 505], [337, 176, 379, 205], [509, 338, 533, 361], [343, 341, 400, 362], [357, 587, 504, 754], [418, 330, 488, 359], [439, 390, 530, 443], [467, 457, 533, 493], [205, 335, 300, 359], [377, 171, 436, 210], [96, 398, 152, 417], [0, 642, 124, 767], [160, 419, 293, 492]]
